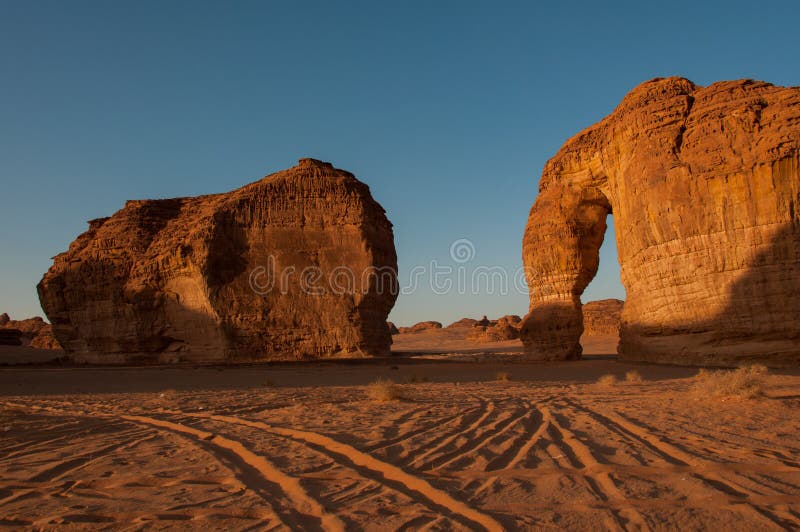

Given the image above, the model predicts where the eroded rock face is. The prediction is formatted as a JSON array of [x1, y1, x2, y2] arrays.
[[521, 78, 800, 366], [38, 159, 398, 364], [582, 299, 624, 336]]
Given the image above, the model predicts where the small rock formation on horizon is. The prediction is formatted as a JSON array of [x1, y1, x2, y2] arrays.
[[0, 329, 23, 346], [396, 321, 443, 334], [387, 322, 400, 335], [521, 78, 799, 366], [582, 299, 624, 336], [468, 315, 522, 342], [38, 159, 398, 364], [0, 314, 61, 350], [446, 317, 479, 328]]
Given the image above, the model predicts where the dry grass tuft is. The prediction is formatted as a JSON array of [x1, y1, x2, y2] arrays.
[[692, 364, 768, 400], [366, 379, 405, 402], [625, 370, 644, 383], [597, 374, 618, 386], [495, 371, 511, 382]]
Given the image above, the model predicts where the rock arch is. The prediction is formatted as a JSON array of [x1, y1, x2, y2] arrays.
[[521, 78, 800, 366]]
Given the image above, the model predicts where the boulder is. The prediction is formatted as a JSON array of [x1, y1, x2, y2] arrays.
[[582, 299, 624, 336], [521, 78, 800, 366], [38, 158, 398, 364]]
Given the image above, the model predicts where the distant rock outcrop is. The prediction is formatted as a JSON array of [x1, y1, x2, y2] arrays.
[[0, 329, 22, 346], [582, 299, 624, 336], [387, 322, 400, 335], [446, 318, 478, 328], [397, 321, 443, 334], [0, 314, 61, 349], [521, 78, 800, 366], [38, 159, 398, 364], [468, 315, 522, 342]]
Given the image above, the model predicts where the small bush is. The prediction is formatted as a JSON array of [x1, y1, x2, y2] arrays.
[[366, 379, 405, 402], [625, 370, 643, 383], [495, 371, 511, 382], [597, 374, 618, 386], [691, 364, 768, 400]]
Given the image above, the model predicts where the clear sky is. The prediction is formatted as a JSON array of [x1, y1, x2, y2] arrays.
[[1, 1, 798, 326]]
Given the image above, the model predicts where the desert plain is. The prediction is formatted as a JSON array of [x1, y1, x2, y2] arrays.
[[2, 329, 799, 531]]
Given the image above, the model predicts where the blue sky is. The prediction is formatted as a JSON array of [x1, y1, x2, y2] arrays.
[[1, 1, 798, 326]]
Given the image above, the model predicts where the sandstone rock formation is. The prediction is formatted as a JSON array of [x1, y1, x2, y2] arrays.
[[0, 329, 22, 346], [446, 318, 479, 328], [582, 299, 624, 336], [38, 159, 397, 364], [397, 321, 443, 334], [521, 78, 800, 366], [468, 315, 522, 342], [387, 322, 400, 335], [0, 314, 61, 349]]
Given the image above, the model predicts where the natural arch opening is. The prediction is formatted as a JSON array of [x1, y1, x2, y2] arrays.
[[581, 214, 625, 304], [580, 214, 625, 355]]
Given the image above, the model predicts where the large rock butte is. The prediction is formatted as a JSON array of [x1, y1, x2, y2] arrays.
[[521, 78, 800, 366], [38, 159, 398, 364]]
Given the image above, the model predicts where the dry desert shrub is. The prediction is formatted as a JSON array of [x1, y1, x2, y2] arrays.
[[366, 379, 405, 402], [597, 374, 618, 386], [625, 370, 644, 383], [692, 364, 768, 400], [495, 371, 511, 382]]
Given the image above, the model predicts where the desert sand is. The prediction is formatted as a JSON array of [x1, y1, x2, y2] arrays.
[[2, 331, 799, 530]]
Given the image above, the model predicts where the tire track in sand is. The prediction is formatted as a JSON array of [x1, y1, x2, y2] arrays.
[[557, 398, 800, 529], [471, 402, 552, 500], [2, 402, 342, 531], [120, 414, 345, 532], [543, 406, 652, 531], [183, 412, 503, 532]]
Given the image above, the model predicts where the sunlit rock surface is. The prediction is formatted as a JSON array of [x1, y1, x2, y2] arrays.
[[38, 159, 397, 364], [521, 78, 799, 366]]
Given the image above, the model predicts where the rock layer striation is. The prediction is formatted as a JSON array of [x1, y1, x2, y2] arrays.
[[582, 300, 624, 336], [38, 159, 398, 364], [521, 78, 800, 366]]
